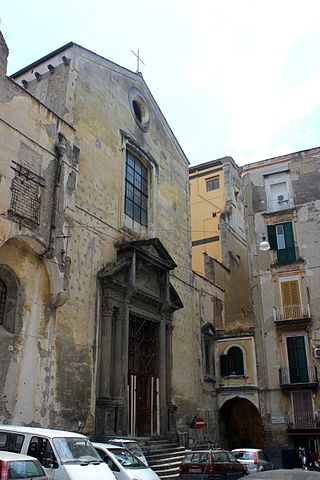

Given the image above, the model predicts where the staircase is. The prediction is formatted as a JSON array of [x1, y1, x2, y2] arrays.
[[142, 438, 189, 480]]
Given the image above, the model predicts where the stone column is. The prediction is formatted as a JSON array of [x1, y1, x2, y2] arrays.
[[120, 297, 130, 434], [98, 303, 113, 398], [159, 317, 167, 434], [112, 307, 122, 398]]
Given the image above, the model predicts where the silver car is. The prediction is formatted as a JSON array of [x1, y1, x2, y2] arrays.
[[232, 448, 273, 473], [0, 451, 48, 479], [93, 443, 160, 480]]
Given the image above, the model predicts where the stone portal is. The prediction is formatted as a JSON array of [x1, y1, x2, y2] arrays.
[[96, 238, 183, 437]]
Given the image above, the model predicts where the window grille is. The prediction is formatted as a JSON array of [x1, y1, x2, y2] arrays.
[[125, 152, 148, 226]]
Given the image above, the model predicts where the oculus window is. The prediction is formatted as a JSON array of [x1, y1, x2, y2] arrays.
[[125, 152, 148, 227]]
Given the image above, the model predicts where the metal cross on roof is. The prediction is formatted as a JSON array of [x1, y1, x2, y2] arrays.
[[131, 49, 145, 73]]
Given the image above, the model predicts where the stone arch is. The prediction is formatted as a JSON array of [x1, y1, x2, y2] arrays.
[[0, 237, 54, 425], [7, 235, 69, 308], [219, 396, 265, 449]]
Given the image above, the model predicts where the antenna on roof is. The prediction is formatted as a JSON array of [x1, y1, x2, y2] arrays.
[[131, 49, 145, 74]]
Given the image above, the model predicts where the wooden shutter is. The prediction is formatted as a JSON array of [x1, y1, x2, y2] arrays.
[[277, 222, 296, 263], [267, 224, 277, 250], [281, 280, 301, 319], [286, 336, 308, 383], [292, 391, 313, 428]]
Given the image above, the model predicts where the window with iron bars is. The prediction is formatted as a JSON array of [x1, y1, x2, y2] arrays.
[[124, 152, 148, 226]]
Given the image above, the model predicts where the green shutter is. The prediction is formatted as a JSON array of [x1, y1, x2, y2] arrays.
[[267, 225, 277, 250], [278, 222, 296, 264], [286, 337, 308, 383], [220, 355, 229, 376], [283, 222, 294, 247]]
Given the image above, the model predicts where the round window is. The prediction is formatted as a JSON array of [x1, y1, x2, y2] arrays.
[[129, 88, 151, 132]]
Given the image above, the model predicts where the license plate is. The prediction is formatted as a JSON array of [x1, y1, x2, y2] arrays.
[[189, 468, 202, 473]]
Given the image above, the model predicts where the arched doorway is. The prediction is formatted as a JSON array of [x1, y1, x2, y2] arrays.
[[219, 397, 264, 449]]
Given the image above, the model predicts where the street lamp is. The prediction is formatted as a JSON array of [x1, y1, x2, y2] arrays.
[[259, 235, 271, 251]]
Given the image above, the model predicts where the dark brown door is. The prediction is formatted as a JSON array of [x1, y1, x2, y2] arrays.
[[128, 316, 159, 436]]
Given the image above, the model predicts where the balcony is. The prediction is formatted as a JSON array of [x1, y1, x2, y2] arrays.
[[273, 303, 311, 326], [285, 411, 320, 430], [279, 366, 318, 388]]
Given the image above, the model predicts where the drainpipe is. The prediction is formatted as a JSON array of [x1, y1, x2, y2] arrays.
[[42, 132, 67, 259]]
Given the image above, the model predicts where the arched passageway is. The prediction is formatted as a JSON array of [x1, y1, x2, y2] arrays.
[[219, 397, 265, 449]]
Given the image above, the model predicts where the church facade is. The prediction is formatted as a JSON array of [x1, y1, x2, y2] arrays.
[[0, 33, 223, 441]]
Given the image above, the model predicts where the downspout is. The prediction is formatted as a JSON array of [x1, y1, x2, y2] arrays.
[[42, 132, 67, 259]]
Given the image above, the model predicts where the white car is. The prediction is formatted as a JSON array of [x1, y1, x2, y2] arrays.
[[93, 443, 160, 480], [232, 448, 273, 473], [0, 425, 114, 480], [108, 438, 148, 465], [0, 450, 48, 479]]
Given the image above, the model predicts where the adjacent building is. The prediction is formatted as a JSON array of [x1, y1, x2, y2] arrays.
[[189, 157, 255, 449], [242, 147, 320, 461]]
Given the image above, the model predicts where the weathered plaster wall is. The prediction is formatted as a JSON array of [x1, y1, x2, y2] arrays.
[[0, 33, 78, 427], [10, 42, 221, 436]]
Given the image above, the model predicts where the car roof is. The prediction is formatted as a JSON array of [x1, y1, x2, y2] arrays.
[[186, 449, 227, 454], [93, 442, 125, 450], [0, 451, 41, 461], [0, 424, 87, 439], [232, 448, 261, 452], [109, 439, 139, 444]]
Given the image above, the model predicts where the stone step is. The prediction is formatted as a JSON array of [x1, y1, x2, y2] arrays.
[[150, 460, 185, 471], [149, 454, 186, 466], [145, 446, 185, 456], [144, 443, 189, 480]]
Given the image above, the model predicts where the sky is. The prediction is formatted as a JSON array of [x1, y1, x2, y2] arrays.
[[1, 0, 320, 166]]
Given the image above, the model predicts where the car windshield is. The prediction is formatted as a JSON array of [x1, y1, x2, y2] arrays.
[[52, 437, 102, 464], [233, 452, 254, 460], [111, 448, 144, 468], [8, 459, 45, 478], [125, 443, 145, 459]]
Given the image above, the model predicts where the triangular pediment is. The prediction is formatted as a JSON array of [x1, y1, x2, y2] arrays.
[[98, 238, 183, 311], [117, 238, 177, 271]]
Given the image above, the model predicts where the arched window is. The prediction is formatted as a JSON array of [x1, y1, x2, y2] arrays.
[[201, 324, 215, 382], [0, 278, 7, 326], [0, 266, 21, 334], [220, 346, 244, 376]]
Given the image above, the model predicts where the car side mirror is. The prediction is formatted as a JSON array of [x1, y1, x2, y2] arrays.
[[43, 458, 59, 469]]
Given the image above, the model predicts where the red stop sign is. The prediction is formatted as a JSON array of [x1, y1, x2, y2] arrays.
[[195, 417, 206, 429]]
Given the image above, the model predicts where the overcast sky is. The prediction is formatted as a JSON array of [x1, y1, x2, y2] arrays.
[[1, 0, 320, 166]]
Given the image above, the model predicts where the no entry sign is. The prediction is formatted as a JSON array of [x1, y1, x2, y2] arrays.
[[195, 417, 206, 429]]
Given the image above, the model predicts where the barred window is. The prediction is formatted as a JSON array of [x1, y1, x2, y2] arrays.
[[125, 152, 148, 226]]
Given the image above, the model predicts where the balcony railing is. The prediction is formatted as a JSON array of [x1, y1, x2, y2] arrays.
[[273, 303, 311, 322], [285, 411, 320, 430], [279, 366, 318, 387]]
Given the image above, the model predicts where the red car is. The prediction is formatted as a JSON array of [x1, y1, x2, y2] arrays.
[[179, 449, 246, 480]]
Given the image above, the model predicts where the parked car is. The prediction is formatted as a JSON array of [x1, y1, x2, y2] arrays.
[[179, 449, 246, 480], [93, 442, 160, 480], [0, 450, 48, 479], [0, 425, 114, 480], [108, 438, 148, 465], [232, 449, 273, 473]]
